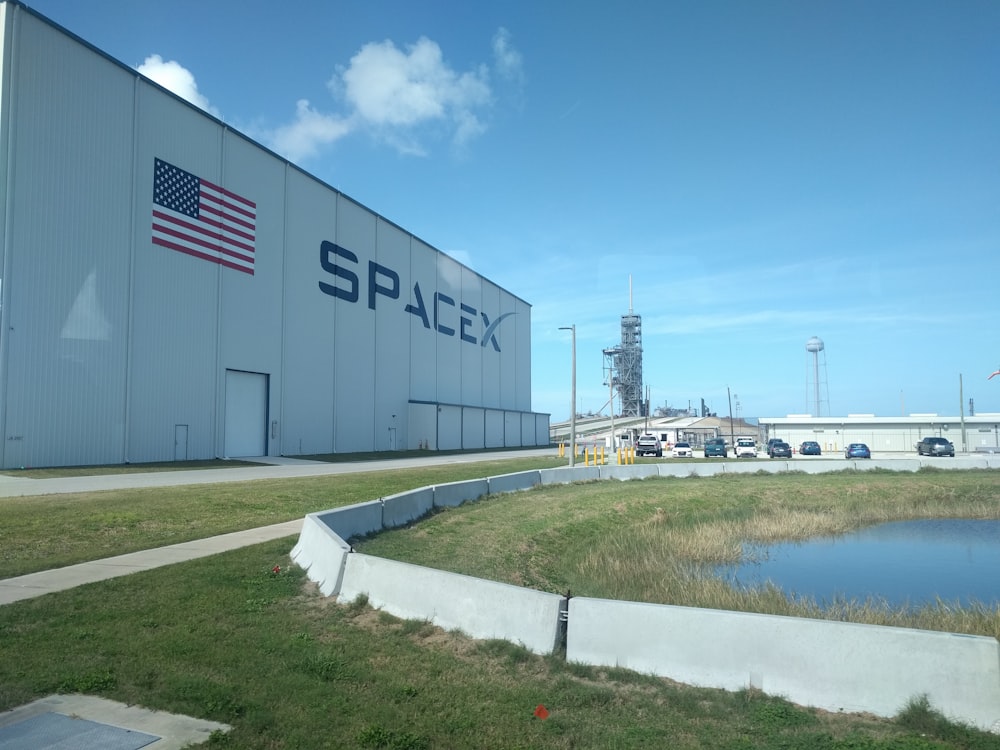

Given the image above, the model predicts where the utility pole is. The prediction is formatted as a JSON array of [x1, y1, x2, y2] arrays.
[[727, 386, 735, 450], [559, 325, 577, 467], [959, 373, 966, 454]]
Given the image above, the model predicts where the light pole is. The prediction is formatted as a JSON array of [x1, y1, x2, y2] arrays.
[[559, 325, 576, 467]]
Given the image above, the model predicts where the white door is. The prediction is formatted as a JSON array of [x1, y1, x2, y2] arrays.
[[224, 370, 268, 457], [174, 424, 188, 461]]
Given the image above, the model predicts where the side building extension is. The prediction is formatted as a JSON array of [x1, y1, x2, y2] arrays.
[[761, 415, 1000, 454], [0, 2, 548, 469]]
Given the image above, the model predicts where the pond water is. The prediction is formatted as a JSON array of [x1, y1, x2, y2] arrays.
[[716, 518, 1000, 609]]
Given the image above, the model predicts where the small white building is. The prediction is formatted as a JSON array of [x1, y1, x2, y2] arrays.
[[760, 414, 1000, 454]]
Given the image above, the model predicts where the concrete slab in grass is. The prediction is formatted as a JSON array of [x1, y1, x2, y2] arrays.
[[0, 695, 229, 750], [433, 478, 489, 508]]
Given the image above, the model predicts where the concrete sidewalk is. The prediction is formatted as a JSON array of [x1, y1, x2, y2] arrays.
[[0, 449, 555, 498], [0, 519, 303, 606]]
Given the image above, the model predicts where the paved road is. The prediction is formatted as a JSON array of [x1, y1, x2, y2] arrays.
[[0, 449, 556, 498]]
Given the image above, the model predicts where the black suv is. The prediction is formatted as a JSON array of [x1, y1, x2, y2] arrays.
[[769, 441, 792, 458], [917, 436, 955, 457]]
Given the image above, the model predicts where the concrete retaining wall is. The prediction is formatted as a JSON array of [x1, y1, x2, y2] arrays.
[[289, 514, 350, 596], [433, 478, 489, 508], [382, 487, 435, 529], [292, 460, 1000, 731], [539, 466, 601, 484], [599, 464, 660, 480], [566, 596, 1000, 731], [338, 553, 564, 654], [488, 470, 541, 494], [316, 501, 384, 541]]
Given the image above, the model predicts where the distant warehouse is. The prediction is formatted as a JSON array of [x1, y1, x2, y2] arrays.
[[0, 2, 548, 469]]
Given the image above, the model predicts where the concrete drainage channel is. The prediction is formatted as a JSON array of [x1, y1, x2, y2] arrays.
[[291, 461, 1000, 733]]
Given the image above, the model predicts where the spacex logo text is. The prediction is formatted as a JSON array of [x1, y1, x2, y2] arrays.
[[318, 241, 514, 351]]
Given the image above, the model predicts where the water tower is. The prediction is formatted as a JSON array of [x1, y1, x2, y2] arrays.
[[806, 336, 829, 416]]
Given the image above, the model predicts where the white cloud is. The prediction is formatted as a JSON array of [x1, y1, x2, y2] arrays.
[[336, 37, 491, 147], [267, 29, 520, 162], [492, 27, 524, 83], [137, 54, 219, 117], [269, 100, 353, 163], [136, 29, 523, 165]]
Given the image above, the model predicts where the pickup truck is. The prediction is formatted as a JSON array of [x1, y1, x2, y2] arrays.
[[735, 438, 757, 458], [635, 434, 662, 457]]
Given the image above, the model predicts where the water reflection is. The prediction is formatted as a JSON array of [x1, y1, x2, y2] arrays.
[[717, 519, 1000, 609]]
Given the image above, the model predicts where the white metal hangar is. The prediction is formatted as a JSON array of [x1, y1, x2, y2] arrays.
[[0, 2, 549, 469]]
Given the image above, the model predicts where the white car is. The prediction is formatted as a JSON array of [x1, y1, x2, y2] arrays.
[[672, 441, 693, 458], [735, 438, 758, 458]]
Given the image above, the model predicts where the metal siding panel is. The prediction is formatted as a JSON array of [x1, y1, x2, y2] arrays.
[[435, 253, 462, 404], [2, 13, 133, 467], [515, 298, 532, 411], [219, 134, 284, 455], [504, 411, 522, 447], [374, 219, 410, 449], [498, 289, 519, 410], [334, 197, 375, 452], [462, 406, 485, 449], [480, 283, 502, 408], [460, 267, 483, 408], [129, 83, 223, 462], [485, 409, 504, 448], [408, 239, 437, 402], [282, 169, 336, 455], [439, 404, 461, 450]]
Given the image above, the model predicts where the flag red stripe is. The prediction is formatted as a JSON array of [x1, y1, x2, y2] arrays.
[[152, 237, 253, 275], [153, 213, 255, 264]]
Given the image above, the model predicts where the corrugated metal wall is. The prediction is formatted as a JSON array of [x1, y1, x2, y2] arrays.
[[0, 4, 548, 468]]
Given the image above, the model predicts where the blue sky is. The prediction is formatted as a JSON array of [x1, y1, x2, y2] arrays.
[[28, 0, 1000, 421]]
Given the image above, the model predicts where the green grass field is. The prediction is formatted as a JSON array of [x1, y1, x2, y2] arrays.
[[2, 461, 999, 749]]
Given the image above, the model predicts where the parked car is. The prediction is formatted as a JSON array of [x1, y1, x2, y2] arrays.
[[916, 436, 955, 457], [799, 440, 822, 456], [703, 437, 728, 457], [765, 438, 784, 457], [769, 441, 792, 458], [735, 438, 757, 458], [635, 434, 662, 457], [845, 443, 871, 459], [672, 441, 693, 458]]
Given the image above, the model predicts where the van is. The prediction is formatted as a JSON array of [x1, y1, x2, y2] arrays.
[[704, 438, 727, 457]]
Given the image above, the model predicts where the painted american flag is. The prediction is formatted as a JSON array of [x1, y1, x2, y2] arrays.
[[151, 158, 256, 275]]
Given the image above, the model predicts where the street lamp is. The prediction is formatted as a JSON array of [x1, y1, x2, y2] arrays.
[[559, 325, 576, 467]]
